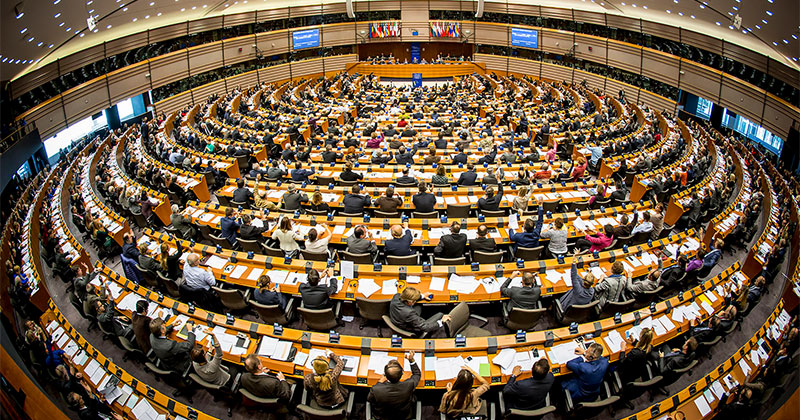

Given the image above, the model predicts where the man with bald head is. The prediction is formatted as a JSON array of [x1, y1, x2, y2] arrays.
[[367, 351, 421, 420], [385, 221, 414, 257], [181, 252, 223, 311]]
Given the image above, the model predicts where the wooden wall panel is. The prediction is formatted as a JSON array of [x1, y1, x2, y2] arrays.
[[719, 75, 764, 123], [573, 68, 605, 92], [606, 42, 641, 74], [539, 6, 573, 20], [189, 43, 223, 75], [507, 57, 540, 79], [188, 16, 223, 34], [256, 31, 290, 56], [149, 53, 190, 87], [223, 12, 256, 27], [322, 24, 357, 47], [475, 23, 509, 46], [639, 89, 677, 114], [475, 53, 508, 74], [642, 50, 679, 86], [221, 37, 255, 67], [10, 63, 59, 99], [604, 14, 640, 33], [539, 29, 573, 56], [57, 44, 105, 77], [61, 80, 108, 124], [27, 100, 66, 140], [323, 54, 357, 72], [257, 8, 289, 21], [540, 62, 573, 83], [147, 23, 188, 45], [640, 21, 680, 43], [573, 34, 607, 65], [762, 96, 799, 139], [154, 90, 193, 116], [572, 10, 606, 26], [723, 42, 769, 75], [680, 29, 723, 56], [679, 60, 722, 103], [107, 61, 150, 104], [289, 5, 323, 17]]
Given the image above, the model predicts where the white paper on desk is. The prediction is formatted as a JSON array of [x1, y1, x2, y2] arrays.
[[434, 357, 464, 381], [73, 350, 89, 366], [670, 306, 684, 323], [704, 290, 718, 303], [590, 266, 606, 279], [132, 398, 159, 420], [333, 225, 346, 235], [367, 351, 392, 372], [258, 337, 279, 357], [547, 341, 580, 365], [546, 270, 564, 284], [700, 301, 715, 315], [64, 340, 80, 358], [604, 330, 625, 353], [340, 261, 354, 280], [230, 265, 248, 279], [465, 355, 489, 373], [89, 367, 106, 387], [382, 279, 399, 295], [492, 348, 517, 370], [723, 374, 738, 390], [285, 272, 308, 285], [125, 393, 139, 410], [205, 255, 227, 269], [626, 255, 642, 268], [481, 277, 501, 294], [429, 277, 446, 291], [107, 282, 123, 300], [262, 270, 285, 284], [711, 380, 726, 400], [293, 351, 309, 366], [694, 394, 712, 416], [406, 276, 421, 284], [339, 355, 361, 377], [738, 357, 752, 377]]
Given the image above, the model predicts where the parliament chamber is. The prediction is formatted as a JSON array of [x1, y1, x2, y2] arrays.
[[1, 1, 799, 420]]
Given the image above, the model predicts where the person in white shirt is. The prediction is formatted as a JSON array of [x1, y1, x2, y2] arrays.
[[182, 253, 216, 291], [631, 211, 654, 235]]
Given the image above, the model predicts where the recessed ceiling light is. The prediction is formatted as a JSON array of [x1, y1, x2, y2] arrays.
[[793, 35, 798, 40], [678, 12, 684, 16], [92, 28, 98, 32], [132, 17, 137, 21], [762, 19, 768, 24], [149, 1, 154, 4], [145, 15, 150, 18], [180, 7, 185, 11], [699, 4, 704, 8], [666, 9, 671, 13], [48, 44, 53, 48], [37, 41, 43, 46], [673, 0, 678, 3], [715, 22, 721, 26], [621, 2, 626, 5], [86, 0, 93, 4], [53, 0, 60, 4], [783, 39, 789, 44], [728, 12, 734, 16], [191, 5, 196, 9], [690, 15, 695, 19], [88, 9, 94, 13], [632, 3, 637, 7], [1, 58, 6, 63], [66, 27, 71, 31], [79, 33, 84, 37], [59, 22, 64, 26], [202, 4, 207, 7], [766, 11, 773, 16], [772, 41, 778, 46], [755, 25, 761, 29], [157, 12, 162, 15], [54, 13, 61, 18], [642, 5, 647, 8], [20, 27, 27, 34], [732, 6, 738, 10], [742, 30, 747, 34], [729, 25, 735, 30], [27, 37, 34, 42]]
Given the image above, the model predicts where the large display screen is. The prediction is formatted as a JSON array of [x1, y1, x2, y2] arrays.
[[511, 28, 539, 49], [683, 93, 713, 120], [292, 29, 319, 50], [721, 108, 784, 156]]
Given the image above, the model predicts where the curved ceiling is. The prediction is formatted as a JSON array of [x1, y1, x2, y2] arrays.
[[1, 0, 798, 82]]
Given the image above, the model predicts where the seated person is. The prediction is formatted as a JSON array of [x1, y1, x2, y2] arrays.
[[95, 299, 134, 340], [500, 270, 541, 312], [502, 359, 554, 412], [396, 168, 417, 185], [470, 225, 497, 253], [191, 331, 232, 387], [477, 183, 504, 212], [67, 392, 122, 420], [411, 183, 435, 213], [304, 351, 350, 409], [290, 162, 315, 182], [299, 268, 337, 310], [439, 366, 491, 418], [559, 262, 597, 312], [239, 213, 266, 241], [232, 179, 254, 202], [345, 225, 378, 258], [252, 275, 287, 309], [434, 221, 467, 259], [575, 224, 615, 252], [562, 343, 609, 403], [385, 222, 414, 257], [219, 207, 241, 246], [240, 354, 292, 400], [389, 287, 450, 336], [689, 316, 722, 343], [374, 187, 403, 213], [281, 184, 309, 210], [342, 185, 371, 214], [150, 318, 194, 373], [509, 207, 544, 251], [137, 243, 161, 272], [656, 337, 698, 374], [367, 351, 421, 420]]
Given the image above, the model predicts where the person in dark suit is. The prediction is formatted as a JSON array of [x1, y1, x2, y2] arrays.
[[478, 183, 504, 212], [367, 351, 422, 420], [434, 221, 467, 259], [291, 162, 315, 182], [689, 316, 721, 343], [238, 213, 266, 241], [232, 178, 253, 202], [321, 146, 342, 163], [342, 185, 372, 214], [502, 358, 554, 412], [396, 168, 417, 185], [298, 268, 337, 310], [508, 207, 544, 251], [457, 163, 478, 186], [67, 392, 122, 420], [561, 343, 609, 403], [612, 209, 638, 238], [219, 207, 241, 246], [656, 337, 698, 375], [452, 150, 468, 165], [240, 354, 292, 401], [150, 318, 194, 374], [412, 183, 436, 213], [385, 222, 414, 256], [470, 225, 497, 253], [389, 287, 450, 336], [500, 270, 541, 312], [132, 300, 153, 353]]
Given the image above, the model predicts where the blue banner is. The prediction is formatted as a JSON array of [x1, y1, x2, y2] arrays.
[[511, 28, 539, 49], [412, 73, 422, 88], [410, 42, 421, 63], [292, 29, 320, 50]]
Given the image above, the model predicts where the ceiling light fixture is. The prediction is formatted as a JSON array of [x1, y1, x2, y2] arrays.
[[762, 19, 768, 24], [37, 41, 43, 46], [766, 11, 773, 16], [14, 2, 24, 19], [54, 12, 60, 18], [20, 27, 27, 33]]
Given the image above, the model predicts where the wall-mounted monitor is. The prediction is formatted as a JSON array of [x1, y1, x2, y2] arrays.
[[511, 28, 539, 49], [292, 29, 320, 50], [721, 108, 784, 156]]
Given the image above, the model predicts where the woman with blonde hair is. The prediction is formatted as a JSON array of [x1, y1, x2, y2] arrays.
[[271, 217, 303, 258], [511, 186, 532, 213], [304, 351, 349, 408], [159, 242, 182, 280], [308, 191, 331, 213], [439, 365, 490, 417]]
